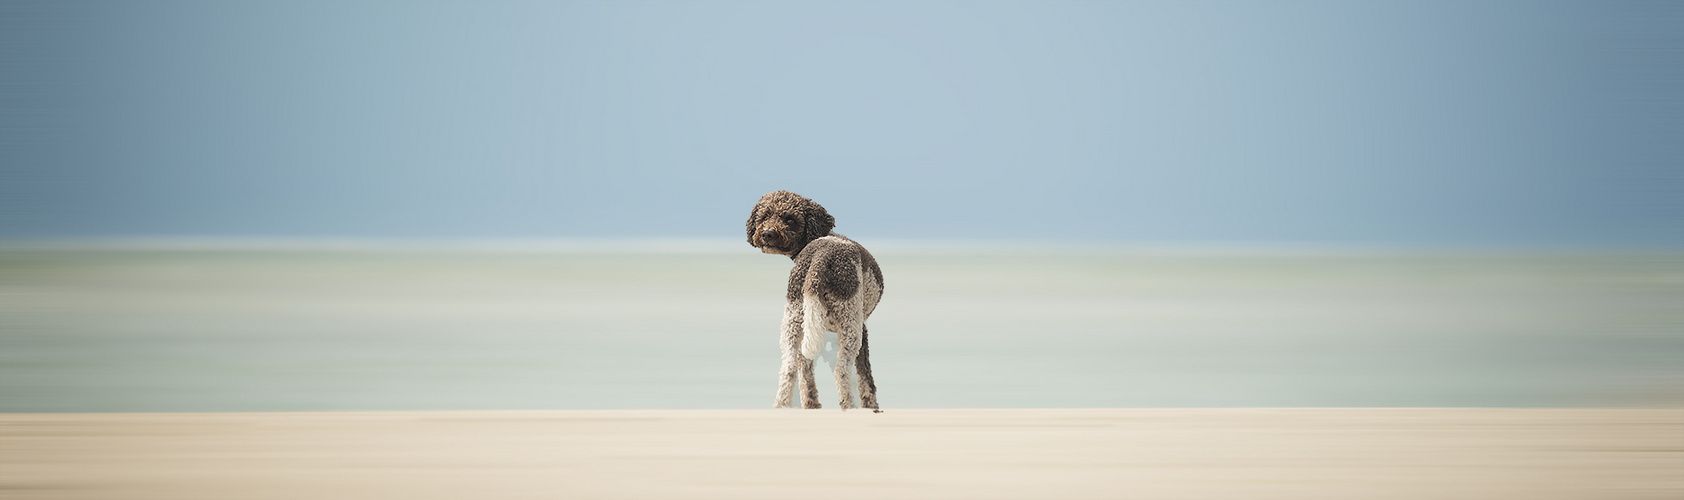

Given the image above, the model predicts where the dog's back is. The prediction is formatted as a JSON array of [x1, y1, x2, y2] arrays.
[[788, 234, 882, 359]]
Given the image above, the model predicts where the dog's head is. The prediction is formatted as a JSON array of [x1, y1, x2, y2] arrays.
[[747, 190, 834, 257]]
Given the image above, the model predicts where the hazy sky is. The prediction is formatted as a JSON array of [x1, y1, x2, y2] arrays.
[[3, 1, 1679, 245]]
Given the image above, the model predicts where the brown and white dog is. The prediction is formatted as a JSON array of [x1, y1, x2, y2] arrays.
[[746, 191, 883, 411]]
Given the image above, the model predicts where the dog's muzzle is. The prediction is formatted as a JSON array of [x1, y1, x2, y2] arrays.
[[757, 227, 792, 253]]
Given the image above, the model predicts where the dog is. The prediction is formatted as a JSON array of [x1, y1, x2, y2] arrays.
[[746, 191, 882, 411]]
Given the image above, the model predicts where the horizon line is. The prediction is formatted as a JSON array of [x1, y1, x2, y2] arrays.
[[2, 235, 1679, 255]]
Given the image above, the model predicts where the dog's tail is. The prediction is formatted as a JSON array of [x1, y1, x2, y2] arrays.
[[801, 294, 826, 359]]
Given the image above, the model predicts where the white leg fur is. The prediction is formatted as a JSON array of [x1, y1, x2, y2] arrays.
[[801, 294, 826, 360]]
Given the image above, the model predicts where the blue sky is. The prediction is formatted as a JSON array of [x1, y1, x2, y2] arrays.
[[3, 0, 1679, 246]]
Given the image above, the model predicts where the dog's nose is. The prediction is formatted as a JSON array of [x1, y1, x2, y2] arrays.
[[760, 229, 777, 240]]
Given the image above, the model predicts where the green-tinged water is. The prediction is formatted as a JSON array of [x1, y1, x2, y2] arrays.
[[1, 243, 1679, 411]]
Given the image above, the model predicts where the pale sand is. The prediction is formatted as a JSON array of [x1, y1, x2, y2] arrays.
[[2, 409, 1679, 499]]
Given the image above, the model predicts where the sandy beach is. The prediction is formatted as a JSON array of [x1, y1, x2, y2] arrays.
[[2, 408, 1678, 499]]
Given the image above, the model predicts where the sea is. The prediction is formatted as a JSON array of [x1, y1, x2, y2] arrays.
[[1, 240, 1678, 411]]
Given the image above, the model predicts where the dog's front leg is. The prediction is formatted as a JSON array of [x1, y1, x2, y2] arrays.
[[775, 301, 801, 408]]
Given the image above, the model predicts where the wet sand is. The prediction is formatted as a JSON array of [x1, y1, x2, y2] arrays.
[[2, 409, 1679, 499]]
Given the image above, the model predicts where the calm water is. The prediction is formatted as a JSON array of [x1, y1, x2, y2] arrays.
[[1, 242, 1679, 411]]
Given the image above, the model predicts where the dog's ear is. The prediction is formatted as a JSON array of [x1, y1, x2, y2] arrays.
[[802, 201, 835, 243], [746, 205, 764, 246]]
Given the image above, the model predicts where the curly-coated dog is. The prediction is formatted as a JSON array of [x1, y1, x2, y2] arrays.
[[747, 191, 883, 411]]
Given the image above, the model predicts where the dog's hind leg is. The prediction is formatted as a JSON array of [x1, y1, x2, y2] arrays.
[[798, 353, 820, 409], [834, 311, 864, 410], [798, 292, 828, 409], [775, 302, 801, 408], [857, 325, 878, 410]]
